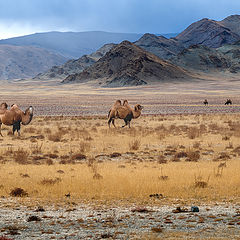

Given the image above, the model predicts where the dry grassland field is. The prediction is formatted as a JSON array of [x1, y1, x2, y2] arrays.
[[0, 79, 240, 239]]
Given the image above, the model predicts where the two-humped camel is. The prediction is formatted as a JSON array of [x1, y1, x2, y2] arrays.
[[108, 100, 143, 128], [0, 103, 33, 136]]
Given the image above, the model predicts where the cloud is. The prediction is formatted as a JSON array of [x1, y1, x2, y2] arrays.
[[0, 0, 240, 38]]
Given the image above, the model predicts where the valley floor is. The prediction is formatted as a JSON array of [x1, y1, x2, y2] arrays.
[[1, 77, 240, 239]]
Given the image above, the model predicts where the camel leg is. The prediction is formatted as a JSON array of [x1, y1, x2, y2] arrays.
[[13, 122, 21, 136], [128, 120, 131, 128], [122, 119, 128, 128], [112, 119, 116, 128], [13, 123, 17, 135], [0, 123, 2, 137], [17, 122, 21, 136], [108, 118, 112, 128]]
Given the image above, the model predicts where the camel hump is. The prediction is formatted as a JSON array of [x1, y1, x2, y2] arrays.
[[123, 100, 129, 106], [10, 104, 19, 110], [0, 102, 8, 110], [115, 100, 122, 105]]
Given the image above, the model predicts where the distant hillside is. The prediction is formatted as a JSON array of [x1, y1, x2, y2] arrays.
[[63, 41, 192, 87], [170, 43, 240, 73], [175, 16, 240, 48], [0, 31, 143, 58], [0, 45, 66, 80], [218, 15, 240, 36], [35, 43, 116, 80], [135, 33, 184, 59]]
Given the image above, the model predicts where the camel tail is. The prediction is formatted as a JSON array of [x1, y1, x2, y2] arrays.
[[108, 110, 111, 118]]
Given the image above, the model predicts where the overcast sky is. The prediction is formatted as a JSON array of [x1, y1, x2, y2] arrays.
[[0, 0, 240, 39]]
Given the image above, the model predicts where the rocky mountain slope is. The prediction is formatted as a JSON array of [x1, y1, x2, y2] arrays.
[[35, 43, 116, 80], [0, 45, 66, 80], [134, 33, 184, 59], [175, 16, 240, 48], [63, 41, 192, 87], [170, 42, 240, 73], [218, 15, 240, 36]]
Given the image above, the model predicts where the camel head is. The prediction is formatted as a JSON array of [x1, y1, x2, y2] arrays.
[[0, 102, 8, 110], [22, 106, 33, 125], [115, 100, 122, 106], [134, 104, 144, 111]]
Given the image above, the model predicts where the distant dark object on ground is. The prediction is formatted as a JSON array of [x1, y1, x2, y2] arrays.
[[225, 99, 232, 105], [203, 99, 208, 105], [191, 206, 200, 212], [27, 215, 41, 222]]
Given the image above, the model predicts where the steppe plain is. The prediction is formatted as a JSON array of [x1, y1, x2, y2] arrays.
[[0, 75, 240, 239]]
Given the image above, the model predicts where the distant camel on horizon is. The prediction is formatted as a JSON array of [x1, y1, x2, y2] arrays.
[[225, 99, 232, 105]]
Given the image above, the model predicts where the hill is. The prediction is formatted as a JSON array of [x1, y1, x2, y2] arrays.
[[135, 33, 184, 59], [62, 41, 192, 87], [35, 43, 116, 80], [0, 45, 66, 80], [0, 31, 143, 58], [175, 17, 240, 48]]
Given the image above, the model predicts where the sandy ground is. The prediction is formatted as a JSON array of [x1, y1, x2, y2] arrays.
[[0, 198, 240, 239], [0, 74, 240, 116]]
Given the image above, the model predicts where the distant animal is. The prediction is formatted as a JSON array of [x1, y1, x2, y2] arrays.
[[203, 99, 208, 106], [0, 103, 33, 136], [225, 99, 232, 105], [108, 100, 143, 128]]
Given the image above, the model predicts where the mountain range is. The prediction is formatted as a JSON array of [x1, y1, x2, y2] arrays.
[[1, 15, 240, 86]]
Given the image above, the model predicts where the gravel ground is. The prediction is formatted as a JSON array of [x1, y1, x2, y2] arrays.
[[0, 199, 240, 239]]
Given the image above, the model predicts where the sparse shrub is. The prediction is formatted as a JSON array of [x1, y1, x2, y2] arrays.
[[193, 142, 201, 149], [30, 143, 43, 154], [194, 175, 210, 188], [186, 151, 200, 162], [187, 127, 200, 139], [88, 158, 103, 180], [40, 178, 61, 185], [79, 141, 91, 154], [0, 236, 14, 240], [109, 152, 121, 158], [71, 153, 86, 161], [46, 159, 54, 165], [10, 187, 28, 197], [129, 139, 141, 151], [48, 131, 63, 142], [24, 127, 36, 134], [13, 148, 29, 164], [157, 155, 167, 164], [175, 151, 188, 158]]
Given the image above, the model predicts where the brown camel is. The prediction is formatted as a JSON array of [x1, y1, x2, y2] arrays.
[[108, 100, 143, 128], [0, 103, 33, 136]]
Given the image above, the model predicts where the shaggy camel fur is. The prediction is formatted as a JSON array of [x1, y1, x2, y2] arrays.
[[108, 100, 143, 128], [0, 103, 33, 136]]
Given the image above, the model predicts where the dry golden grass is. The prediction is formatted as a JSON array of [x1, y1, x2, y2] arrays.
[[0, 114, 240, 203]]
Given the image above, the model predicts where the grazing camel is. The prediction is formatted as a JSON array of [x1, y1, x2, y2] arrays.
[[203, 99, 208, 106], [225, 99, 232, 105], [0, 103, 33, 136], [108, 100, 143, 128]]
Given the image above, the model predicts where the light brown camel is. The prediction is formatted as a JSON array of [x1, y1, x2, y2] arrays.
[[0, 103, 33, 136], [108, 100, 143, 128]]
